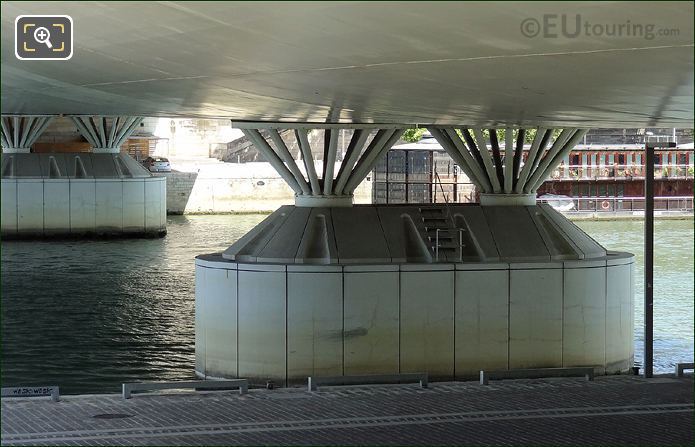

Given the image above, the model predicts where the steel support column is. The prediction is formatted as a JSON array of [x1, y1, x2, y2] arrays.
[[334, 129, 370, 195], [236, 122, 403, 206], [503, 128, 514, 193], [427, 126, 587, 204], [70, 116, 143, 153], [1, 115, 54, 153], [644, 142, 654, 379], [472, 128, 502, 193], [295, 129, 321, 195], [643, 141, 676, 379]]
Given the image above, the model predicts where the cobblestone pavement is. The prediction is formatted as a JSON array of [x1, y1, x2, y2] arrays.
[[2, 375, 692, 445]]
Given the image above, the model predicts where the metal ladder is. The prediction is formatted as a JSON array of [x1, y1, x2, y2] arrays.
[[424, 171, 466, 261], [419, 206, 464, 261]]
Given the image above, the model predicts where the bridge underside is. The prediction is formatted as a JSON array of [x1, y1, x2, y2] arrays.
[[1, 2, 693, 128], [1, 1, 689, 385]]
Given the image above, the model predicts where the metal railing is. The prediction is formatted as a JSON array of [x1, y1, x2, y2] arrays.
[[537, 196, 694, 213], [308, 373, 428, 392], [479, 367, 594, 385], [550, 164, 694, 180], [122, 379, 248, 399]]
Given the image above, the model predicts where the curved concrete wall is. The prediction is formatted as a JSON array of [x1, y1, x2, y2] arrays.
[[195, 252, 634, 385], [1, 152, 166, 237], [1, 176, 166, 237]]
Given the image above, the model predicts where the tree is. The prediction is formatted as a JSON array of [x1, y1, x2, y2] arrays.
[[402, 127, 563, 144], [402, 128, 427, 142]]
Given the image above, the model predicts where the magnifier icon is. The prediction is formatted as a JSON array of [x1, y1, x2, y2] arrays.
[[33, 26, 53, 49]]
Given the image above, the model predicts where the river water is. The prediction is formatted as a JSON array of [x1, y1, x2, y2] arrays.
[[1, 215, 693, 394]]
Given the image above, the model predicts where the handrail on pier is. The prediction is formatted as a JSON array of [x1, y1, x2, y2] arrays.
[[480, 367, 595, 385], [122, 379, 248, 399], [308, 373, 428, 392]]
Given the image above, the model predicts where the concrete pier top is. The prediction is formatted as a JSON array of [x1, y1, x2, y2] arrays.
[[220, 203, 609, 264], [1, 375, 692, 445]]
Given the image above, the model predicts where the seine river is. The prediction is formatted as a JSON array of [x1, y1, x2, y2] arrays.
[[1, 215, 693, 394]]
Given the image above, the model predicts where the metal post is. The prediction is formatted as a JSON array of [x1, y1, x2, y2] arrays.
[[643, 141, 675, 378], [644, 142, 654, 378]]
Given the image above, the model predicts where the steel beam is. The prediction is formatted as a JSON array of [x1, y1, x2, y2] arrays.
[[0, 133, 10, 150], [512, 129, 525, 188], [18, 117, 34, 148], [82, 117, 103, 147], [19, 117, 35, 148], [243, 129, 303, 194], [503, 128, 514, 193], [295, 129, 321, 195], [334, 129, 370, 196], [457, 127, 494, 192], [97, 117, 107, 147], [529, 129, 587, 192], [113, 117, 143, 148], [347, 128, 403, 194], [460, 128, 485, 171], [342, 129, 394, 194], [12, 117, 19, 148], [109, 117, 134, 148], [71, 117, 100, 147], [85, 116, 105, 147], [344, 129, 403, 194], [322, 129, 339, 195], [488, 129, 505, 188], [0, 118, 13, 147], [428, 128, 487, 192], [28, 117, 53, 148], [522, 129, 553, 193], [268, 129, 311, 195], [445, 128, 493, 192], [472, 128, 502, 193], [515, 128, 546, 193], [108, 116, 119, 147], [524, 128, 574, 192], [429, 128, 482, 190]]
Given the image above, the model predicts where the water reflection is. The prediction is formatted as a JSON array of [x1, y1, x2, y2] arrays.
[[1, 215, 265, 394], [575, 219, 694, 371]]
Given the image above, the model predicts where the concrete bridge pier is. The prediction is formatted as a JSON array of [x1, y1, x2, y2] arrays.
[[1, 115, 166, 238], [194, 121, 635, 386]]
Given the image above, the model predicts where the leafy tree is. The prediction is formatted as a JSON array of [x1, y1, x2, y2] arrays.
[[402, 127, 564, 144], [402, 128, 426, 142]]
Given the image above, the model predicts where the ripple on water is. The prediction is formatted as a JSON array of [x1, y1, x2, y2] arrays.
[[1, 214, 265, 394]]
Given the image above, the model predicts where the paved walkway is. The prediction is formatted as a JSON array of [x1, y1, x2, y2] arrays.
[[2, 375, 692, 445]]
